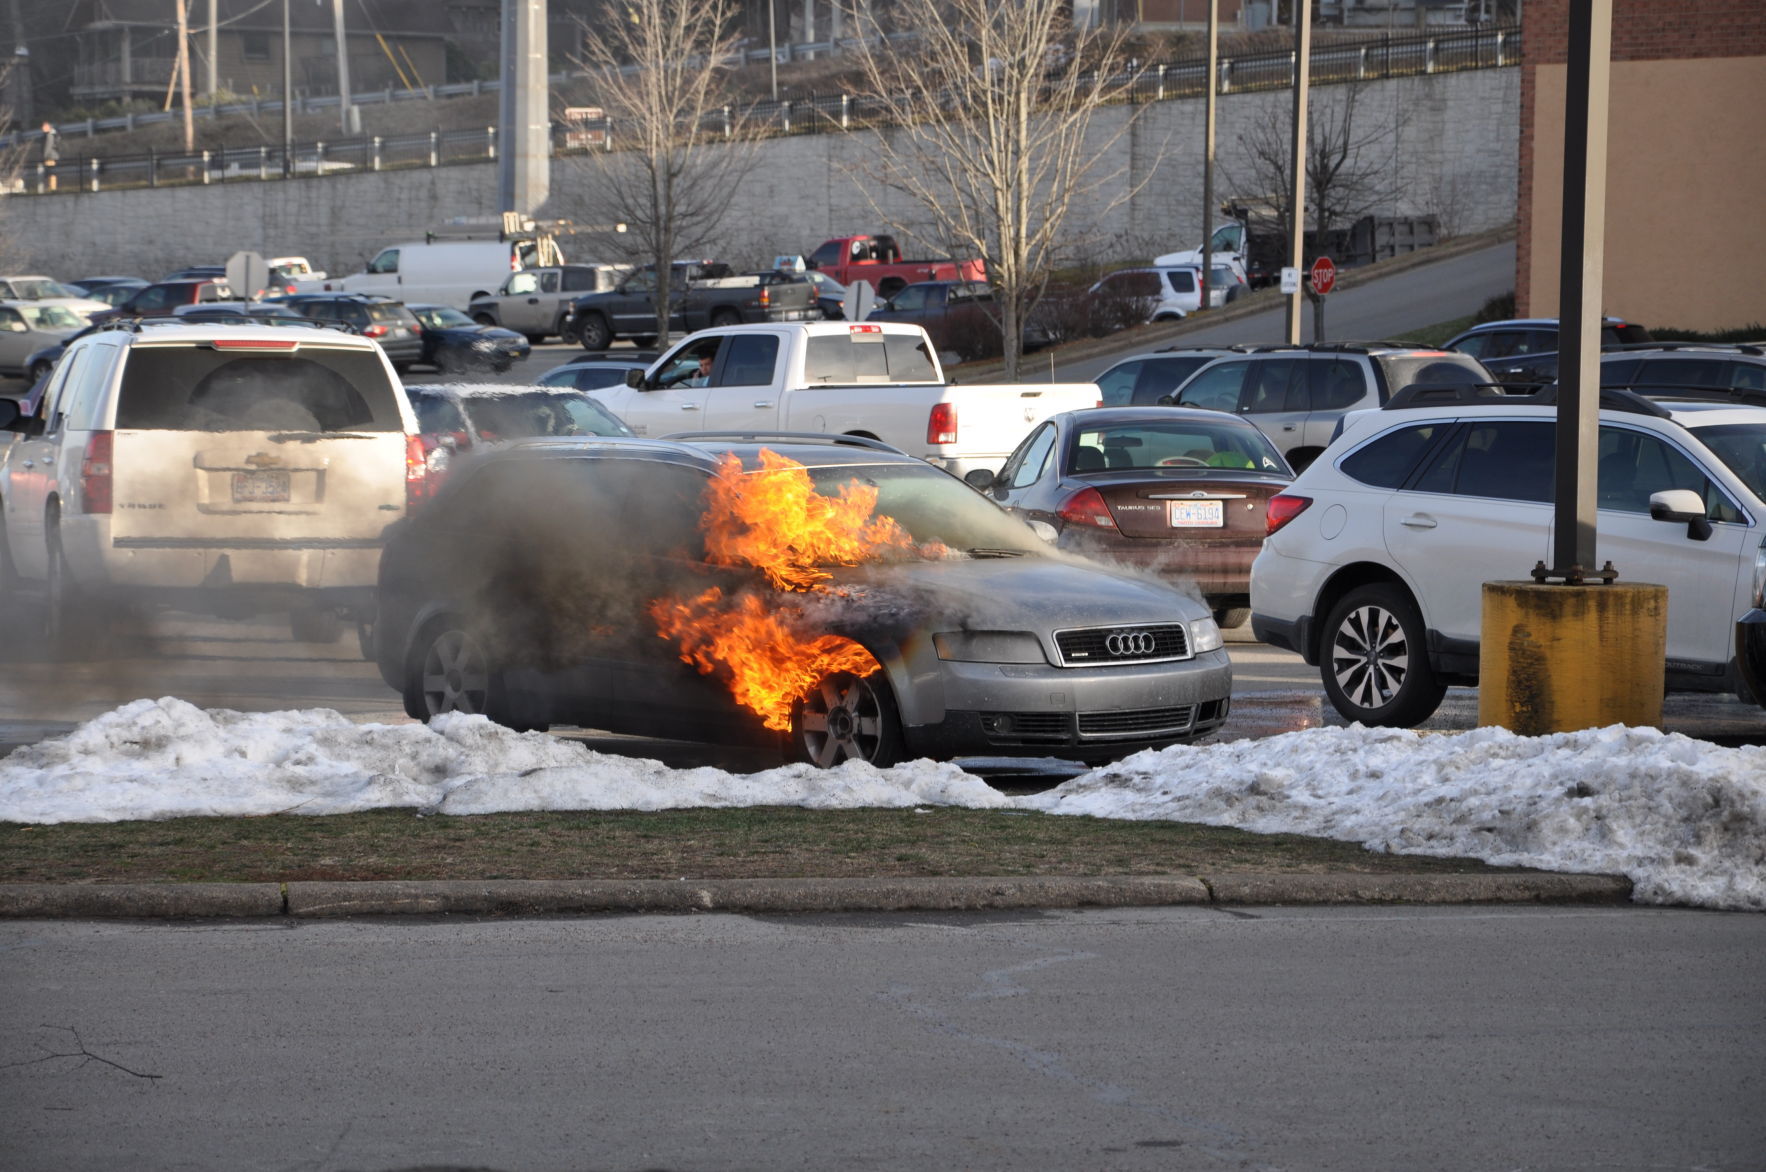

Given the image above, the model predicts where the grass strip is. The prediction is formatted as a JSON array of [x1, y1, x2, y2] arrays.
[[0, 808, 1526, 884]]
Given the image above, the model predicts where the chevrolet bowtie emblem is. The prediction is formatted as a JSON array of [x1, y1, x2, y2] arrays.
[[243, 452, 283, 468]]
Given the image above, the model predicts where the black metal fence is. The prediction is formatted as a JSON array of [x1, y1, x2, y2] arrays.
[[14, 25, 1520, 197]]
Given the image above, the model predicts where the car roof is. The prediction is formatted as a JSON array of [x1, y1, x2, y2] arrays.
[[1100, 346, 1247, 367]]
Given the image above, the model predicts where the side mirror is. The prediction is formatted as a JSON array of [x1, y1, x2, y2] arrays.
[[963, 468, 998, 491], [1156, 393, 1177, 406], [1650, 488, 1714, 541], [624, 369, 644, 388]]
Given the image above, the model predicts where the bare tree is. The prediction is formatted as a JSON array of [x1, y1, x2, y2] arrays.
[[842, 0, 1144, 380], [567, 0, 760, 344], [1230, 79, 1404, 264]]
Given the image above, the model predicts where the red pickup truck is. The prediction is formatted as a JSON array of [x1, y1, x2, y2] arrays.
[[806, 234, 986, 297]]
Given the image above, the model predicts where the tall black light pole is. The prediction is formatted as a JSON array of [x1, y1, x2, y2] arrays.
[[282, 0, 293, 176]]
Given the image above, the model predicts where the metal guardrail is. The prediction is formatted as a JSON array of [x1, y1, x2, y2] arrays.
[[9, 26, 1519, 197]]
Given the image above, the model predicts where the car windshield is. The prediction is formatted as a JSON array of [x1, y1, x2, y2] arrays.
[[20, 305, 86, 330], [12, 278, 82, 299], [1688, 423, 1766, 502], [460, 391, 632, 439], [416, 306, 474, 329], [792, 461, 1045, 557], [1071, 420, 1288, 474], [805, 272, 843, 296]]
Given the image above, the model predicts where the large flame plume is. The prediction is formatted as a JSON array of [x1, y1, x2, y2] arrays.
[[649, 449, 932, 732]]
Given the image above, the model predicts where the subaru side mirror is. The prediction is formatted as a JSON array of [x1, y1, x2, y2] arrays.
[[1649, 489, 1713, 541]]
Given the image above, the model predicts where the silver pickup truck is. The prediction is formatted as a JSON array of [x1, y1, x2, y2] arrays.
[[466, 263, 631, 344]]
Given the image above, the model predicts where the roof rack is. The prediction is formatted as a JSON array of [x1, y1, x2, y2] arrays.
[[94, 314, 351, 334], [1243, 340, 1422, 354], [1153, 343, 1261, 354], [1604, 340, 1765, 355], [1626, 383, 1766, 409], [662, 430, 908, 455], [1382, 381, 1673, 417]]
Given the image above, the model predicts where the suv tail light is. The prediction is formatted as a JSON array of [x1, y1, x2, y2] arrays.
[[927, 402, 958, 445], [1265, 493, 1312, 536], [1058, 486, 1118, 530], [80, 431, 114, 514], [362, 324, 389, 338], [405, 434, 430, 510]]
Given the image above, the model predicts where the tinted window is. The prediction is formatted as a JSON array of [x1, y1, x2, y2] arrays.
[[1450, 333, 1490, 358], [1165, 270, 1196, 294], [1310, 359, 1366, 411], [803, 332, 939, 385], [367, 249, 399, 275], [367, 303, 414, 326], [889, 286, 929, 311], [544, 364, 634, 391], [809, 240, 843, 269], [1177, 362, 1249, 412], [1690, 422, 1766, 505], [115, 348, 403, 431], [1599, 358, 1641, 386], [1630, 357, 1727, 390], [1373, 353, 1486, 401], [1095, 360, 1142, 407], [539, 271, 560, 293], [1009, 423, 1057, 487], [1131, 356, 1213, 405], [561, 268, 599, 292], [1416, 421, 1555, 502], [1339, 422, 1447, 488], [1596, 425, 1732, 519], [714, 334, 779, 387], [1242, 359, 1302, 414], [409, 390, 468, 434]]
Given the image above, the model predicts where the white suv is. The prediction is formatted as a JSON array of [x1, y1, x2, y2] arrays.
[[0, 318, 421, 654], [1249, 384, 1766, 725]]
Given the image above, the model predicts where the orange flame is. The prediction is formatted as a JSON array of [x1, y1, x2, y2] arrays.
[[702, 449, 921, 591], [648, 448, 931, 731], [649, 588, 880, 731]]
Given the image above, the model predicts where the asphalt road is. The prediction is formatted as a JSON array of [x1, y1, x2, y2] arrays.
[[5, 905, 1762, 1171]]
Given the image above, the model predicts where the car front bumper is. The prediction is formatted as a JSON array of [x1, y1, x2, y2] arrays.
[[901, 648, 1234, 761]]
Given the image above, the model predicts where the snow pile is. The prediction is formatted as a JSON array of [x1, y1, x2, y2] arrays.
[[0, 697, 1008, 822], [1, 698, 1762, 911], [1025, 724, 1766, 912]]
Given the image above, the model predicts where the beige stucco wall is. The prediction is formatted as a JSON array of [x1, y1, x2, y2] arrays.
[[1527, 55, 1766, 330]]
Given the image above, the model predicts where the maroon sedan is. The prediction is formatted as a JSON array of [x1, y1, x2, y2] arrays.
[[969, 407, 1294, 627]]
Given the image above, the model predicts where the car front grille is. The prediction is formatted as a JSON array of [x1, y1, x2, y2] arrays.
[[1077, 706, 1196, 738], [1054, 624, 1189, 666]]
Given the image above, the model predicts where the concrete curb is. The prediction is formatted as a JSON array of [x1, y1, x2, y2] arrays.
[[0, 870, 1632, 919]]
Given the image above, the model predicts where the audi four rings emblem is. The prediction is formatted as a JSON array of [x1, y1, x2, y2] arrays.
[[1105, 630, 1157, 657]]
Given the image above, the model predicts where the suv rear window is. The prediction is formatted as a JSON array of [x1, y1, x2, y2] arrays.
[[367, 303, 415, 325], [1373, 353, 1487, 401], [114, 347, 404, 431]]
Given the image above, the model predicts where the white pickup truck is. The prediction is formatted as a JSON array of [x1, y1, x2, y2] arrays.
[[587, 321, 1099, 478]]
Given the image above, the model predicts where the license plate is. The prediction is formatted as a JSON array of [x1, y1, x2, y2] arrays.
[[1168, 499, 1223, 528], [232, 470, 291, 503]]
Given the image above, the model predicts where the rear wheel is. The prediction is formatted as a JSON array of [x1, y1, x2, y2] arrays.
[[1319, 584, 1445, 727], [577, 314, 612, 351], [709, 308, 741, 329], [45, 528, 100, 661], [1213, 606, 1251, 630], [791, 670, 904, 768], [558, 317, 582, 345]]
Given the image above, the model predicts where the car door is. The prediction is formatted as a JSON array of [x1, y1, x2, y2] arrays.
[[0, 305, 30, 371], [1570, 422, 1754, 668], [1381, 418, 1555, 644], [596, 338, 717, 436], [500, 270, 544, 334], [1235, 358, 1311, 463], [701, 333, 784, 432], [610, 271, 659, 334], [4, 344, 86, 578], [1175, 359, 1252, 414]]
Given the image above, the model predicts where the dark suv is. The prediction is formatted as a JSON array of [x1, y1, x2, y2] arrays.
[[1599, 343, 1766, 395], [1169, 343, 1490, 471], [1446, 316, 1654, 383], [278, 293, 425, 370]]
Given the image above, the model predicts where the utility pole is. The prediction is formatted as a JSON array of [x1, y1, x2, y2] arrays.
[[282, 0, 293, 177], [496, 0, 549, 214], [1283, 0, 1311, 344], [207, 0, 217, 95], [175, 0, 194, 151], [769, 0, 779, 100], [1200, 0, 1218, 314], [332, 0, 352, 134]]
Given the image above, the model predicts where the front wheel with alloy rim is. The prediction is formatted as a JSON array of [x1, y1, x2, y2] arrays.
[[577, 314, 612, 351], [405, 621, 547, 732], [1319, 583, 1446, 727], [791, 670, 904, 767]]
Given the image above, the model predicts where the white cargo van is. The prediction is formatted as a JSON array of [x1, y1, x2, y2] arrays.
[[316, 236, 562, 309]]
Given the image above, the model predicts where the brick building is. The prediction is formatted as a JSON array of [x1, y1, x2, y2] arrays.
[[1517, 0, 1766, 330]]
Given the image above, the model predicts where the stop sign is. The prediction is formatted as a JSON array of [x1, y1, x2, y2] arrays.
[[1309, 256, 1337, 295]]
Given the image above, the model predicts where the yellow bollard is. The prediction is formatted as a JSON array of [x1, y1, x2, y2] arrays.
[[1479, 581, 1667, 735]]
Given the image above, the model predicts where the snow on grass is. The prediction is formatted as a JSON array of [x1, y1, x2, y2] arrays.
[[1, 697, 1761, 911]]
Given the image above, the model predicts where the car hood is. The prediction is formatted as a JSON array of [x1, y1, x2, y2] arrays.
[[824, 551, 1208, 633]]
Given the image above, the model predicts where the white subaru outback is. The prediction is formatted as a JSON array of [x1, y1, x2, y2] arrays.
[[0, 317, 422, 655], [1249, 384, 1766, 726]]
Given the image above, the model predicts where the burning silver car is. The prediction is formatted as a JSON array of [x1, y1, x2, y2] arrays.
[[372, 433, 1231, 766]]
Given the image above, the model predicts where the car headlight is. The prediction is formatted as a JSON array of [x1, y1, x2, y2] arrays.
[[471, 338, 498, 351], [1188, 616, 1223, 654], [1753, 536, 1766, 609], [933, 630, 1047, 664]]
